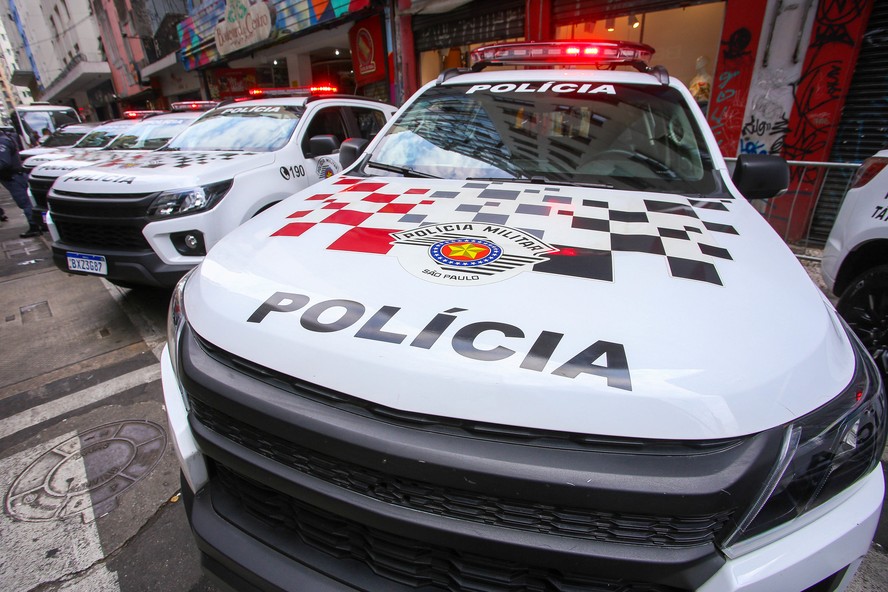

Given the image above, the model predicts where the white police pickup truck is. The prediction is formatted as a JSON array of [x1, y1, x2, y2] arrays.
[[822, 150, 888, 378], [46, 89, 396, 288], [22, 118, 138, 175], [162, 42, 886, 592], [31, 113, 203, 227]]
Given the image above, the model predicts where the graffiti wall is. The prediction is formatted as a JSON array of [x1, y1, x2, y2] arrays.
[[739, 0, 818, 157], [707, 0, 769, 157], [765, 0, 873, 241]]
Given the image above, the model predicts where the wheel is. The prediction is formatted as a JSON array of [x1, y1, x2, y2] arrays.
[[836, 264, 888, 377]]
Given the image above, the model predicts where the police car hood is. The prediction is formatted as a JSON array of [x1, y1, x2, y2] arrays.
[[51, 150, 275, 192], [20, 147, 61, 160], [30, 149, 140, 179], [186, 175, 855, 440], [24, 147, 107, 169]]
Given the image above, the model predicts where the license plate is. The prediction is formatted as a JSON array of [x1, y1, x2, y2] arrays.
[[67, 252, 107, 275]]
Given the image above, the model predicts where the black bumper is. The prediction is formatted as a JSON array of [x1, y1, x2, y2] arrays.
[[51, 241, 191, 288], [182, 475, 351, 592], [176, 326, 786, 592]]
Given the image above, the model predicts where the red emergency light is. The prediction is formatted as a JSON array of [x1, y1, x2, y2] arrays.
[[170, 100, 219, 112], [123, 109, 166, 119], [246, 85, 339, 98], [470, 41, 654, 67]]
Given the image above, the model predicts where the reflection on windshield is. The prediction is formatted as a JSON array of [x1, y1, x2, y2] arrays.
[[368, 83, 720, 195], [163, 105, 303, 152], [75, 126, 131, 148], [19, 110, 80, 144], [105, 118, 196, 151], [41, 132, 84, 147]]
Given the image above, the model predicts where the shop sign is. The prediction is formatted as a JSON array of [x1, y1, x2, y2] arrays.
[[349, 15, 386, 87], [209, 67, 258, 99], [216, 0, 276, 56]]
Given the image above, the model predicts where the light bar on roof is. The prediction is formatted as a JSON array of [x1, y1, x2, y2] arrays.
[[470, 41, 654, 66], [246, 85, 339, 98], [170, 100, 219, 111], [122, 109, 166, 119]]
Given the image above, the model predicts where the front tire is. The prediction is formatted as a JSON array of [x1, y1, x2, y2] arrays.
[[836, 264, 888, 377]]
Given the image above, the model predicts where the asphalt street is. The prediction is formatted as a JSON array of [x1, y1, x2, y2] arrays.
[[0, 185, 885, 592], [0, 189, 220, 592]]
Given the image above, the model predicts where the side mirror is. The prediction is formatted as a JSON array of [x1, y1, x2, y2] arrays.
[[339, 138, 370, 169], [308, 134, 340, 158], [731, 154, 790, 200]]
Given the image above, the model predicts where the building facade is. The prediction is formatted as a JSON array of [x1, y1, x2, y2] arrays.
[[90, 0, 195, 118], [0, 17, 32, 117], [0, 0, 880, 242], [169, 0, 385, 103], [31, 0, 111, 119]]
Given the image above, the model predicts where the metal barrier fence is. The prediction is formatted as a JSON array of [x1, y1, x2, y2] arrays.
[[726, 158, 861, 253]]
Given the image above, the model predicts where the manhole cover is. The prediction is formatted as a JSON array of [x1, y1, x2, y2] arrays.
[[5, 420, 166, 522], [20, 301, 52, 323]]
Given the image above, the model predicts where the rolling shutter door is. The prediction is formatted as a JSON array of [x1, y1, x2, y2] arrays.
[[810, 2, 888, 245], [412, 0, 526, 53], [552, 0, 718, 26]]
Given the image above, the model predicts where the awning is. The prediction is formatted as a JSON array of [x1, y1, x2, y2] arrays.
[[42, 59, 112, 102], [11, 69, 35, 87], [140, 52, 179, 79]]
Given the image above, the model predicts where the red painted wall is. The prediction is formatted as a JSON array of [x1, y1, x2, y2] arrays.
[[706, 0, 769, 158], [765, 0, 874, 241]]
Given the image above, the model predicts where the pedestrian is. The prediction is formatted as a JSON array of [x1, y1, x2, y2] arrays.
[[0, 125, 42, 238]]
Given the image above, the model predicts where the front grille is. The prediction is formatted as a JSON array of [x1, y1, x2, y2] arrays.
[[48, 198, 149, 218], [214, 462, 687, 592], [182, 326, 781, 590], [54, 219, 150, 250], [192, 396, 731, 548], [28, 177, 54, 209], [51, 188, 156, 200], [48, 187, 157, 250]]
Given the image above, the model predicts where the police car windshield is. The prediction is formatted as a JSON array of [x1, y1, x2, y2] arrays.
[[105, 117, 197, 151], [368, 83, 721, 196], [74, 123, 134, 148], [18, 109, 79, 139], [161, 105, 303, 152], [41, 129, 88, 147]]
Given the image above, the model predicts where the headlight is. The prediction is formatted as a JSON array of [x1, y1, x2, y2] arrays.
[[148, 179, 233, 218], [166, 269, 193, 408], [723, 322, 886, 551]]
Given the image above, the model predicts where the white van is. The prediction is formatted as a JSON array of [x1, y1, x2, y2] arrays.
[[12, 103, 81, 148]]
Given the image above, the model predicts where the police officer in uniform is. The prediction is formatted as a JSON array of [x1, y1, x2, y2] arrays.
[[0, 124, 41, 238]]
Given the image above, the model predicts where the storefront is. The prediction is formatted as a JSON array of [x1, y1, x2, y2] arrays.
[[552, 0, 725, 114], [409, 0, 526, 87], [139, 53, 203, 106], [537, 0, 874, 243], [177, 0, 386, 102], [394, 0, 725, 104]]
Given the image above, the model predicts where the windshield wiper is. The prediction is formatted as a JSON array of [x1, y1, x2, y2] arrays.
[[467, 176, 614, 189], [366, 160, 439, 178]]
